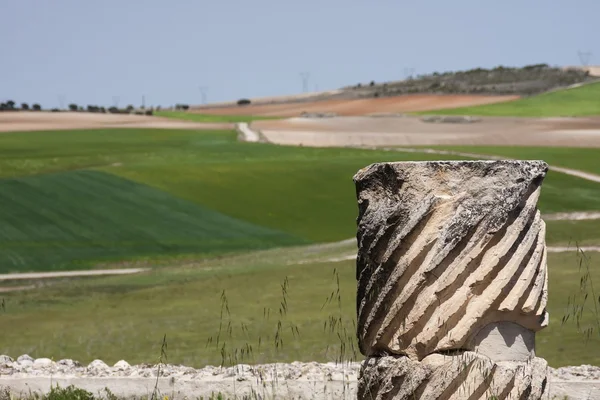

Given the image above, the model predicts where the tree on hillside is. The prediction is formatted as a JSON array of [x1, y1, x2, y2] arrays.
[[0, 103, 7, 111], [126, 105, 134, 112], [32, 104, 42, 111], [68, 103, 78, 111], [21, 103, 29, 110], [6, 100, 15, 109]]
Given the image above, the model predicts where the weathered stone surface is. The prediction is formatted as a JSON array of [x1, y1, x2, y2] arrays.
[[17, 354, 34, 363], [353, 160, 549, 360], [354, 160, 552, 399], [33, 358, 53, 368], [113, 360, 131, 370], [0, 355, 14, 366], [358, 352, 549, 400]]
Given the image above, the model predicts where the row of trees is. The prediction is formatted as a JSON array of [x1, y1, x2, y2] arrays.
[[67, 103, 154, 115], [0, 101, 42, 111], [0, 100, 154, 115]]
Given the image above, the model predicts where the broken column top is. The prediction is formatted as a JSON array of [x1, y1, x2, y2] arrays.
[[354, 160, 549, 360]]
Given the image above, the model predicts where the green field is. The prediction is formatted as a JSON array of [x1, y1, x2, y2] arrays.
[[427, 145, 600, 175], [419, 81, 600, 117], [0, 243, 597, 369], [0, 127, 599, 370], [155, 110, 279, 123], [0, 128, 472, 272], [0, 170, 302, 273], [546, 220, 600, 246], [1, 129, 600, 273]]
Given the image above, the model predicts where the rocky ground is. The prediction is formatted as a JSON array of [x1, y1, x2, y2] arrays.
[[4, 354, 599, 381], [0, 355, 362, 381], [1, 355, 599, 393]]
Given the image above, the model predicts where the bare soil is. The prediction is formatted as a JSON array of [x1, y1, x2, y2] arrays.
[[0, 112, 233, 132], [252, 115, 600, 147]]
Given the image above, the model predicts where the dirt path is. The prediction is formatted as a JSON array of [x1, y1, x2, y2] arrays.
[[543, 212, 600, 221], [386, 147, 600, 184], [0, 268, 149, 281], [547, 246, 600, 253], [316, 244, 600, 265]]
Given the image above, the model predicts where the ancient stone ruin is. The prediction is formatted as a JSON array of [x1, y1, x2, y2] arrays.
[[354, 160, 550, 399]]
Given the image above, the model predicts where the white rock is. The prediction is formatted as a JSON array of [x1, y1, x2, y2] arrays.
[[113, 360, 131, 370], [18, 360, 33, 368], [57, 359, 80, 367], [33, 358, 54, 368], [87, 359, 109, 370], [17, 354, 34, 363], [0, 355, 13, 365]]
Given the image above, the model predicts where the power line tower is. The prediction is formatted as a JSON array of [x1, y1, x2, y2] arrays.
[[112, 96, 120, 108], [199, 86, 208, 104], [300, 72, 310, 92], [58, 95, 66, 110], [578, 51, 592, 67]]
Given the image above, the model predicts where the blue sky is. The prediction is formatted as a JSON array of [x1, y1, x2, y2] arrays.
[[1, 0, 597, 108]]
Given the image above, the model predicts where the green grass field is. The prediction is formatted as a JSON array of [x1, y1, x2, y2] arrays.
[[0, 170, 302, 273], [0, 243, 597, 368], [2, 129, 600, 273], [0, 127, 599, 370], [546, 220, 600, 246], [0, 129, 600, 271], [419, 80, 600, 117], [155, 110, 279, 123], [427, 146, 600, 175], [0, 128, 472, 272]]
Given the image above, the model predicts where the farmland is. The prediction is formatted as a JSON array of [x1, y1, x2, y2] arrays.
[[0, 128, 470, 272], [1, 128, 599, 273], [0, 109, 598, 372], [0, 170, 302, 273], [0, 241, 598, 369], [419, 80, 600, 117], [426, 145, 600, 175], [154, 110, 279, 123]]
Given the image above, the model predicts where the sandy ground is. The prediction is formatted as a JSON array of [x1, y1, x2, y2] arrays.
[[193, 94, 519, 117], [0, 112, 233, 132], [252, 115, 600, 147]]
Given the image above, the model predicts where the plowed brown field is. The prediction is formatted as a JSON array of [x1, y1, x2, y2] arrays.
[[192, 94, 520, 117]]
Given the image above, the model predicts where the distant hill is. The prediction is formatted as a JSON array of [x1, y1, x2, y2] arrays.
[[346, 64, 597, 98], [192, 64, 597, 111]]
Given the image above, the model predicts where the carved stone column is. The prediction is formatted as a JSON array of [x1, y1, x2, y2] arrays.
[[354, 160, 550, 399]]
